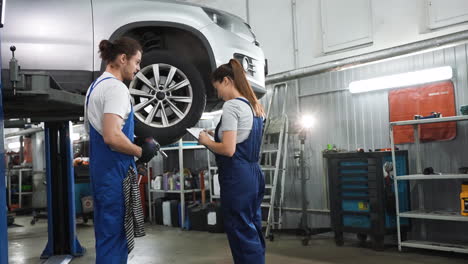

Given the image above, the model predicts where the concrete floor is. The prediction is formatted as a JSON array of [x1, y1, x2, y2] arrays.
[[7, 216, 468, 264]]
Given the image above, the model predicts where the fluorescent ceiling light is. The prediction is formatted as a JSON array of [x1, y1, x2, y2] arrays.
[[349, 66, 453, 94]]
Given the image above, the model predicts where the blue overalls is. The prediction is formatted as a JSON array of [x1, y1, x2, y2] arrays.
[[215, 98, 266, 264], [86, 76, 135, 264]]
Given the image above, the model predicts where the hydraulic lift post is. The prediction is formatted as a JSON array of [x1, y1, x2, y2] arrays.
[[2, 42, 86, 262], [0, 54, 8, 264], [0, 4, 8, 261], [41, 122, 84, 262]]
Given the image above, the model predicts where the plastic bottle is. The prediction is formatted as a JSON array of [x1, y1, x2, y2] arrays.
[[213, 173, 220, 196], [163, 173, 169, 191], [155, 176, 162, 190], [169, 176, 175, 190]]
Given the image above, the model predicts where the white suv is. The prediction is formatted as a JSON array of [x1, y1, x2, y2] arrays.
[[1, 0, 266, 145]]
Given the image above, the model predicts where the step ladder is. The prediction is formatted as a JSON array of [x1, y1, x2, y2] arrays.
[[261, 83, 289, 241]]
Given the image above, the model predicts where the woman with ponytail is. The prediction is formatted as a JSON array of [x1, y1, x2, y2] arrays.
[[199, 59, 266, 264]]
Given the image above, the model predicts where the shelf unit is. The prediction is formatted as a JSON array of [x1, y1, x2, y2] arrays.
[[399, 210, 468, 222], [147, 139, 208, 227], [390, 115, 468, 253], [7, 167, 33, 209], [396, 174, 468, 180], [206, 163, 279, 202]]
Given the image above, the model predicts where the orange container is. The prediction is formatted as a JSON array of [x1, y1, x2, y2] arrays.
[[461, 183, 468, 216]]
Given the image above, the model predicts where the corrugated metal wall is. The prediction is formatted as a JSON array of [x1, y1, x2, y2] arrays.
[[267, 42, 468, 237]]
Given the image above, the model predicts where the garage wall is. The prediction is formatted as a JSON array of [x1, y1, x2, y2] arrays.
[[185, 1, 468, 75], [248, 0, 296, 73], [248, 0, 468, 75], [269, 41, 468, 238], [187, 0, 468, 234]]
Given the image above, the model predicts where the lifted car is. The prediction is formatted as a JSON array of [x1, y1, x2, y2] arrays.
[[1, 0, 266, 145]]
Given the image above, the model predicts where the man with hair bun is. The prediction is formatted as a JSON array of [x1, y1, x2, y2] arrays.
[[84, 37, 159, 263]]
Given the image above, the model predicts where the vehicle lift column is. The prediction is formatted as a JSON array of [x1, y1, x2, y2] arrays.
[[0, 11, 9, 261], [2, 45, 85, 263], [0, 50, 8, 264], [41, 121, 85, 262]]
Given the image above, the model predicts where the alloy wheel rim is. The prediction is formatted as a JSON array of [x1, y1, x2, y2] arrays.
[[129, 63, 193, 128]]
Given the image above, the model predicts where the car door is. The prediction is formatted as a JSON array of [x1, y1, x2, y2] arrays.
[[1, 0, 94, 93]]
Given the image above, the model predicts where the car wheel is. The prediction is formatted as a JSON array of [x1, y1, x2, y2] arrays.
[[129, 50, 206, 146]]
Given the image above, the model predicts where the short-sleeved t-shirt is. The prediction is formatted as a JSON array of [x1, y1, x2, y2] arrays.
[[84, 72, 132, 135], [217, 97, 254, 143]]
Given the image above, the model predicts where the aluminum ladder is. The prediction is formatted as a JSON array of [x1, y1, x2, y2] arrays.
[[261, 83, 289, 241]]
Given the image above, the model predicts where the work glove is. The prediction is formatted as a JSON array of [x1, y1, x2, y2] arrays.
[[136, 162, 148, 176], [138, 137, 160, 163]]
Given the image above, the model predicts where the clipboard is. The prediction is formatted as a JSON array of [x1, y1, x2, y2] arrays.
[[186, 128, 214, 141]]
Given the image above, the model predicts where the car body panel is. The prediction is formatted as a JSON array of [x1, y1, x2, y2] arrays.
[[1, 0, 266, 97], [92, 0, 214, 71], [1, 0, 93, 71], [200, 22, 265, 94]]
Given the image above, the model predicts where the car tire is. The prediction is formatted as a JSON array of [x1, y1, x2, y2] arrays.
[[130, 49, 206, 146]]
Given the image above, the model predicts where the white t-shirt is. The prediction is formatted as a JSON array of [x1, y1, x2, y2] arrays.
[[84, 72, 132, 135], [217, 97, 253, 143]]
